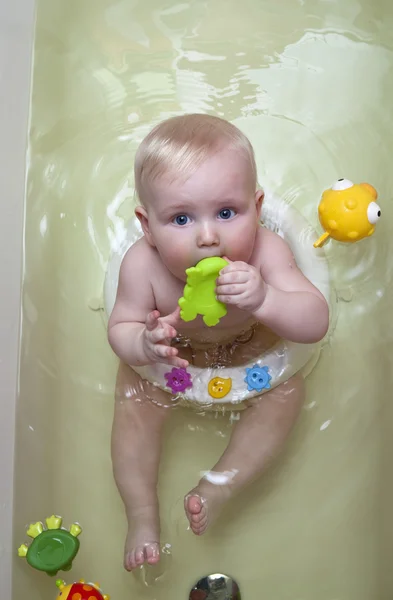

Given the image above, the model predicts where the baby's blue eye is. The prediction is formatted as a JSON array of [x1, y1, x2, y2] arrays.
[[218, 208, 235, 220], [173, 214, 190, 226]]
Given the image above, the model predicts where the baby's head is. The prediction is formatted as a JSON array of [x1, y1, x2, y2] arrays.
[[135, 113, 258, 200], [134, 114, 264, 279]]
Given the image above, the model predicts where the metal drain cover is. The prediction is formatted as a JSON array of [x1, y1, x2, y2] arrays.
[[189, 573, 241, 599]]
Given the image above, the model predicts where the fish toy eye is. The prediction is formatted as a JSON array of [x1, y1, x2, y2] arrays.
[[331, 178, 354, 191], [367, 202, 381, 224]]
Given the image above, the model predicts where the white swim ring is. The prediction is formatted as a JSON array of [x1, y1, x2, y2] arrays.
[[104, 190, 333, 406]]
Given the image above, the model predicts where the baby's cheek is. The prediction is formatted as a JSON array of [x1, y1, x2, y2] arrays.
[[161, 233, 183, 253], [161, 238, 194, 271], [171, 239, 192, 260]]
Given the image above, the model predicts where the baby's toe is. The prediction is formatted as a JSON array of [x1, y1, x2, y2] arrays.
[[191, 509, 206, 524], [145, 543, 160, 565], [192, 513, 208, 534], [185, 494, 203, 515], [135, 546, 145, 566], [124, 549, 136, 571]]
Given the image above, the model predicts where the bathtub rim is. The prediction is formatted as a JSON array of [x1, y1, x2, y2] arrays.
[[0, 1, 36, 598]]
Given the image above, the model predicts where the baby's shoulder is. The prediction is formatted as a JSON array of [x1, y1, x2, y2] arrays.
[[120, 238, 160, 281], [256, 225, 291, 254], [254, 226, 294, 269]]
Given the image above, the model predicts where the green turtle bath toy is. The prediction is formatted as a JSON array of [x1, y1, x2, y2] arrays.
[[178, 256, 228, 326], [18, 515, 82, 576]]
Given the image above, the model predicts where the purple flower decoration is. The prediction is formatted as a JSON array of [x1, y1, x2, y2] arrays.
[[164, 367, 192, 394]]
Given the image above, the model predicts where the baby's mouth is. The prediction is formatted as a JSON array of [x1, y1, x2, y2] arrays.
[[191, 253, 226, 267], [193, 254, 222, 266]]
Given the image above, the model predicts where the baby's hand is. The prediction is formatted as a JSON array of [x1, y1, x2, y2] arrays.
[[142, 307, 189, 369], [216, 259, 267, 313]]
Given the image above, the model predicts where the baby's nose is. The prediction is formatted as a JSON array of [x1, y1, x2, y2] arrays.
[[197, 222, 219, 247]]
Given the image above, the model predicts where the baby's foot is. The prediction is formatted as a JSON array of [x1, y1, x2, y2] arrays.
[[184, 476, 232, 536], [184, 494, 208, 536], [124, 505, 160, 571]]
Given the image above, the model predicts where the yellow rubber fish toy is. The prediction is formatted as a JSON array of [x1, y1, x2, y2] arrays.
[[314, 179, 381, 248]]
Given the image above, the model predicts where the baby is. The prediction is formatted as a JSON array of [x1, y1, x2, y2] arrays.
[[108, 114, 329, 571]]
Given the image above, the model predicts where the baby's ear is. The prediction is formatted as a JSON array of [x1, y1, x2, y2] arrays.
[[255, 189, 264, 217], [135, 205, 155, 247]]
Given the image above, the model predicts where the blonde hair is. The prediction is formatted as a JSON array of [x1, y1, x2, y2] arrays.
[[134, 113, 257, 204]]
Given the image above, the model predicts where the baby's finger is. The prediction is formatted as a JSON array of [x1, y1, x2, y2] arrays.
[[216, 292, 243, 305], [219, 261, 250, 275], [153, 344, 178, 360], [161, 306, 182, 329], [154, 345, 189, 368], [149, 325, 176, 344], [166, 355, 189, 369], [145, 310, 160, 331], [216, 271, 249, 285], [215, 283, 244, 296], [165, 356, 190, 369]]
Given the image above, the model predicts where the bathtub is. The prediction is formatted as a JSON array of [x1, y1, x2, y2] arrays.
[[4, 1, 393, 599]]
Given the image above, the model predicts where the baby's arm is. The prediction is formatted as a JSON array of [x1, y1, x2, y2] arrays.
[[255, 231, 329, 343], [216, 230, 329, 343], [108, 244, 187, 367]]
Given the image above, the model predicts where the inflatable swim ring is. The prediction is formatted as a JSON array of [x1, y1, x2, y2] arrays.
[[104, 190, 333, 406]]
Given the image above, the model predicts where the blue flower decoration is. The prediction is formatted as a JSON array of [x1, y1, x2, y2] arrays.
[[244, 365, 271, 392]]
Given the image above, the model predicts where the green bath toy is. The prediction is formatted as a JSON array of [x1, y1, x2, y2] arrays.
[[178, 257, 228, 326], [18, 515, 82, 576]]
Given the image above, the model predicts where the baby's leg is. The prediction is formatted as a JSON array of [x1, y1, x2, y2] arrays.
[[185, 374, 305, 535], [111, 362, 172, 570]]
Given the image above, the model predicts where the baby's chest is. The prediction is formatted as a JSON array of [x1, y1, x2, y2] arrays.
[[152, 275, 184, 314]]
